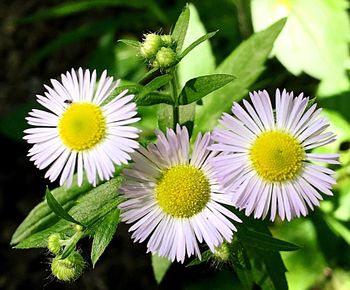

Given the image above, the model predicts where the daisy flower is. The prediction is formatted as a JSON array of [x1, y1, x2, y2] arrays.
[[119, 125, 241, 263], [210, 89, 339, 221], [24, 68, 140, 187]]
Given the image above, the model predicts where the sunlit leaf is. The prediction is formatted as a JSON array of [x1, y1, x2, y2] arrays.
[[172, 4, 190, 54], [251, 0, 350, 96], [178, 74, 235, 105], [177, 3, 216, 136], [194, 18, 286, 135], [179, 30, 218, 60], [118, 39, 140, 49]]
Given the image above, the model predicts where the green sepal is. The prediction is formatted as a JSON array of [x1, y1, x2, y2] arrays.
[[178, 74, 235, 105]]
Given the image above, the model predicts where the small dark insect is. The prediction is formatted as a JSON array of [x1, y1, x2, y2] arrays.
[[64, 99, 73, 104]]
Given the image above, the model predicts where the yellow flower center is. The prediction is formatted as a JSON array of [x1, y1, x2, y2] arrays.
[[155, 165, 211, 218], [249, 131, 304, 182], [58, 103, 106, 151]]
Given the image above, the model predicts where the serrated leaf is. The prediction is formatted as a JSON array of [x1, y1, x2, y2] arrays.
[[194, 18, 286, 135], [118, 39, 139, 48], [172, 5, 190, 53], [179, 30, 218, 60], [45, 187, 84, 226], [151, 254, 172, 284], [238, 228, 300, 252], [178, 74, 235, 105], [11, 177, 92, 245], [14, 178, 123, 249], [91, 208, 120, 267]]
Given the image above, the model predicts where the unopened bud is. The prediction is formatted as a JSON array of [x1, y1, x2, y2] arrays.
[[213, 242, 231, 262], [51, 252, 84, 282], [47, 233, 62, 255], [74, 224, 84, 232], [140, 33, 162, 59], [161, 35, 174, 47], [155, 47, 177, 68]]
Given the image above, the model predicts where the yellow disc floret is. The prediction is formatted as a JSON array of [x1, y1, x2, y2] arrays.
[[58, 103, 106, 151], [250, 131, 304, 182], [155, 165, 211, 218]]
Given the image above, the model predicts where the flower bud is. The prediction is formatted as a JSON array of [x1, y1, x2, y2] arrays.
[[213, 242, 231, 262], [51, 252, 84, 282], [140, 33, 162, 59], [161, 35, 174, 47], [155, 47, 177, 68], [47, 233, 62, 255], [74, 224, 84, 232]]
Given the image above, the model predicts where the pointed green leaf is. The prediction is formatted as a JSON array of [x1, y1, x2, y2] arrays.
[[91, 208, 120, 267], [136, 92, 173, 106], [45, 187, 84, 226], [14, 178, 123, 249], [102, 84, 143, 105], [118, 39, 139, 48], [238, 228, 300, 252], [177, 3, 216, 137], [178, 74, 235, 105], [152, 254, 172, 284], [139, 74, 172, 97], [194, 18, 286, 135], [11, 178, 92, 245], [179, 30, 218, 60], [172, 5, 190, 53]]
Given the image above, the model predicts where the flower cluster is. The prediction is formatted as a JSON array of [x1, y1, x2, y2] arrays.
[[25, 69, 338, 266], [139, 33, 177, 68]]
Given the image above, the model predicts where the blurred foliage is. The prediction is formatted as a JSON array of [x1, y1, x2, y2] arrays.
[[2, 0, 350, 289]]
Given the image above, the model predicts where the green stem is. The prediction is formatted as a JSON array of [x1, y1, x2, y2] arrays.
[[170, 70, 179, 129]]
